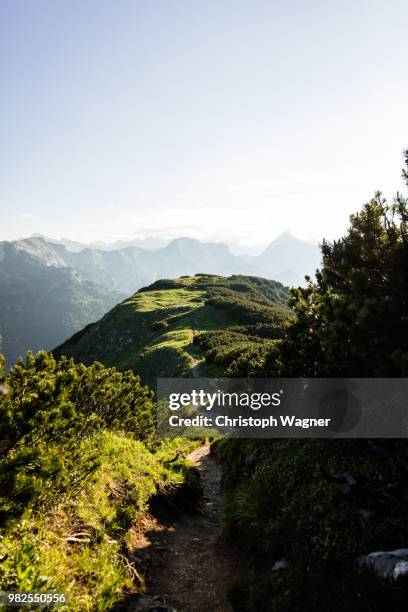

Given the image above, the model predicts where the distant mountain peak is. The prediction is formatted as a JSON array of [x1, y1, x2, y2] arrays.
[[166, 237, 230, 254], [167, 236, 199, 246], [255, 232, 321, 282], [272, 230, 297, 244]]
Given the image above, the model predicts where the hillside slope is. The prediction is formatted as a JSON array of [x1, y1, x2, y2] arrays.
[[0, 238, 123, 365], [54, 274, 290, 385]]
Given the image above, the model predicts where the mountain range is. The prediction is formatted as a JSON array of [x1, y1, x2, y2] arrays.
[[49, 236, 257, 294], [31, 233, 169, 252], [0, 232, 320, 365], [29, 231, 321, 290]]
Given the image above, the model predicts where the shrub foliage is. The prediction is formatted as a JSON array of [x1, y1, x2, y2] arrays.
[[0, 351, 155, 525], [220, 151, 408, 611]]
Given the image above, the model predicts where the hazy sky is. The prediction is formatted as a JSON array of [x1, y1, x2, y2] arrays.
[[1, 0, 407, 249]]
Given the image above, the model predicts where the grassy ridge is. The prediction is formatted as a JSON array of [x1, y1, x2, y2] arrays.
[[54, 275, 290, 385]]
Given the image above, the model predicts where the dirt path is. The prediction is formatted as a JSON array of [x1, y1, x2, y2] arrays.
[[190, 357, 204, 378], [126, 444, 236, 612]]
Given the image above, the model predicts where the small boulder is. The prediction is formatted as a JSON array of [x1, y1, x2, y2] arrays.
[[356, 549, 408, 583], [272, 558, 289, 572]]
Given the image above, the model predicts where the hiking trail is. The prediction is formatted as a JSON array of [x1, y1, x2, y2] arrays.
[[126, 443, 236, 612]]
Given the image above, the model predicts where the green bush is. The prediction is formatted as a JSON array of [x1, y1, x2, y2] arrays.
[[0, 351, 155, 525], [0, 351, 199, 610]]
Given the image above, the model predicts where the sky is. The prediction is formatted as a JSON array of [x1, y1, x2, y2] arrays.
[[1, 0, 407, 251]]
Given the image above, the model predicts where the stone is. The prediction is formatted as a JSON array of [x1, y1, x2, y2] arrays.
[[272, 558, 289, 572], [356, 549, 408, 582]]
